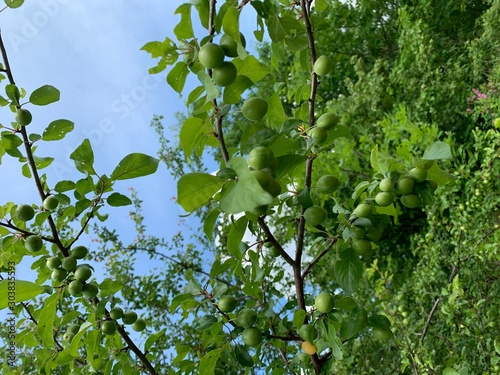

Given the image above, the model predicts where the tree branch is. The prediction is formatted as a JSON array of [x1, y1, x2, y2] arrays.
[[301, 236, 338, 280]]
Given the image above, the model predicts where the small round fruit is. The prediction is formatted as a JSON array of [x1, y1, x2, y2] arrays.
[[46, 256, 61, 270], [408, 167, 427, 183], [242, 97, 268, 121], [352, 238, 372, 255], [220, 33, 246, 57], [298, 324, 318, 342], [268, 246, 280, 258], [400, 194, 421, 208], [303, 206, 328, 226], [82, 283, 99, 299], [61, 256, 77, 271], [316, 113, 339, 130], [494, 118, 500, 128], [101, 321, 117, 335], [212, 61, 237, 86], [353, 203, 372, 218], [16, 204, 35, 222], [265, 179, 282, 197], [379, 178, 394, 192], [365, 226, 382, 241], [301, 341, 317, 355], [25, 235, 43, 253], [372, 327, 393, 341], [375, 192, 394, 207], [394, 177, 414, 195], [308, 127, 328, 145], [71, 245, 88, 259], [236, 308, 257, 328], [51, 268, 67, 283], [122, 311, 138, 325], [198, 43, 225, 69], [248, 146, 274, 170], [315, 292, 334, 313], [109, 307, 124, 320], [63, 332, 75, 342], [419, 160, 434, 170], [251, 169, 272, 189], [218, 295, 238, 313], [15, 108, 32, 126], [42, 196, 59, 211], [74, 266, 92, 282], [313, 55, 332, 76], [241, 327, 262, 347], [67, 324, 80, 335], [132, 318, 146, 332], [68, 280, 83, 296], [316, 175, 340, 194], [351, 225, 366, 239]]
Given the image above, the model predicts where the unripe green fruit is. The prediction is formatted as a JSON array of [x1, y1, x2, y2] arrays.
[[308, 127, 328, 145], [68, 280, 83, 296], [400, 194, 420, 208], [375, 192, 394, 207], [212, 61, 237, 86], [241, 97, 268, 121], [43, 196, 59, 211], [241, 327, 262, 347], [25, 235, 43, 253], [16, 108, 32, 126], [74, 266, 92, 282], [408, 167, 427, 182], [82, 283, 99, 299], [46, 256, 61, 270], [352, 238, 372, 255], [316, 113, 339, 130], [248, 146, 274, 170], [67, 324, 80, 335], [132, 318, 146, 332], [101, 321, 117, 335], [379, 178, 394, 192], [198, 43, 225, 69], [265, 179, 282, 197], [63, 332, 75, 342], [268, 246, 280, 258], [16, 204, 35, 222], [61, 256, 77, 271], [109, 307, 124, 320], [237, 308, 257, 328], [353, 203, 372, 218], [220, 33, 246, 57], [372, 327, 393, 341], [251, 169, 271, 189], [313, 55, 332, 76], [315, 292, 334, 313], [71, 245, 88, 259], [122, 311, 138, 325], [494, 118, 500, 128], [51, 268, 67, 283], [304, 206, 328, 226], [394, 177, 414, 195], [218, 295, 238, 313], [298, 324, 318, 342], [351, 225, 366, 239], [316, 175, 340, 194], [365, 226, 382, 241]]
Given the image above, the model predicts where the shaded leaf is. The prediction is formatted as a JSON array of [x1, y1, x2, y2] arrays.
[[334, 248, 363, 293], [107, 192, 132, 207]]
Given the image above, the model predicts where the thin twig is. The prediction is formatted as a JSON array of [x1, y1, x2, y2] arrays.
[[301, 236, 338, 279], [257, 218, 295, 266]]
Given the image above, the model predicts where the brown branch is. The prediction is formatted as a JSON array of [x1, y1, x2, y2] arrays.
[[301, 236, 338, 280], [257, 217, 295, 266]]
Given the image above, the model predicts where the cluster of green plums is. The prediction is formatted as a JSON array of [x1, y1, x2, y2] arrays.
[[101, 307, 146, 335], [302, 174, 340, 227], [308, 111, 340, 146], [198, 32, 246, 87], [217, 296, 262, 347]]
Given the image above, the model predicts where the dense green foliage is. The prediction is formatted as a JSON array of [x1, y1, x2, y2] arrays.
[[0, 0, 499, 374]]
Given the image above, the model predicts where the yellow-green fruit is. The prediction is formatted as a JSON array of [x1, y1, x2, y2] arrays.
[[379, 178, 394, 192], [132, 318, 146, 332], [304, 206, 328, 226], [372, 327, 393, 341], [315, 292, 334, 313], [352, 238, 372, 255], [82, 283, 99, 299], [241, 327, 262, 347], [313, 55, 332, 76], [16, 108, 32, 126], [298, 324, 318, 342], [71, 245, 88, 259], [248, 146, 274, 170], [63, 332, 75, 342], [16, 204, 35, 222], [301, 341, 317, 355], [401, 194, 420, 208], [198, 43, 225, 69], [101, 321, 117, 335], [122, 311, 138, 325], [308, 127, 328, 145], [68, 280, 83, 296], [353, 203, 372, 218], [316, 113, 339, 130], [408, 167, 427, 182], [316, 175, 340, 194], [74, 266, 92, 282], [51, 268, 67, 283], [236, 308, 257, 328], [220, 33, 246, 57], [25, 235, 43, 253], [46, 256, 61, 270], [251, 169, 271, 189], [43, 196, 59, 211], [394, 177, 414, 195], [109, 307, 124, 320], [351, 225, 366, 239], [375, 192, 394, 207], [242, 97, 268, 121], [494, 118, 500, 128], [265, 179, 282, 197], [212, 61, 237, 86], [61, 256, 77, 271], [218, 295, 238, 313]]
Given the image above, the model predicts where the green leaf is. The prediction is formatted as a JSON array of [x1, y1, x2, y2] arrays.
[[144, 329, 166, 352], [36, 293, 58, 347], [427, 163, 456, 186], [199, 348, 221, 374], [222, 5, 239, 40], [5, 84, 20, 104], [0, 95, 9, 106], [42, 120, 74, 141], [33, 156, 54, 170], [220, 157, 274, 214], [174, 3, 194, 39], [223, 76, 253, 104], [340, 309, 368, 340], [227, 216, 248, 260], [233, 55, 271, 83], [274, 154, 308, 179], [334, 248, 363, 293], [29, 85, 60, 106], [442, 368, 460, 375], [69, 322, 93, 356], [234, 345, 253, 367], [4, 0, 23, 8], [196, 70, 220, 103], [98, 278, 123, 297], [266, 91, 288, 127], [293, 309, 307, 328], [0, 280, 45, 309], [55, 180, 76, 192], [110, 153, 159, 180], [423, 141, 453, 160], [70, 139, 95, 175], [107, 192, 132, 207], [167, 62, 189, 93], [177, 173, 225, 212], [197, 315, 217, 331], [203, 209, 220, 242]]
